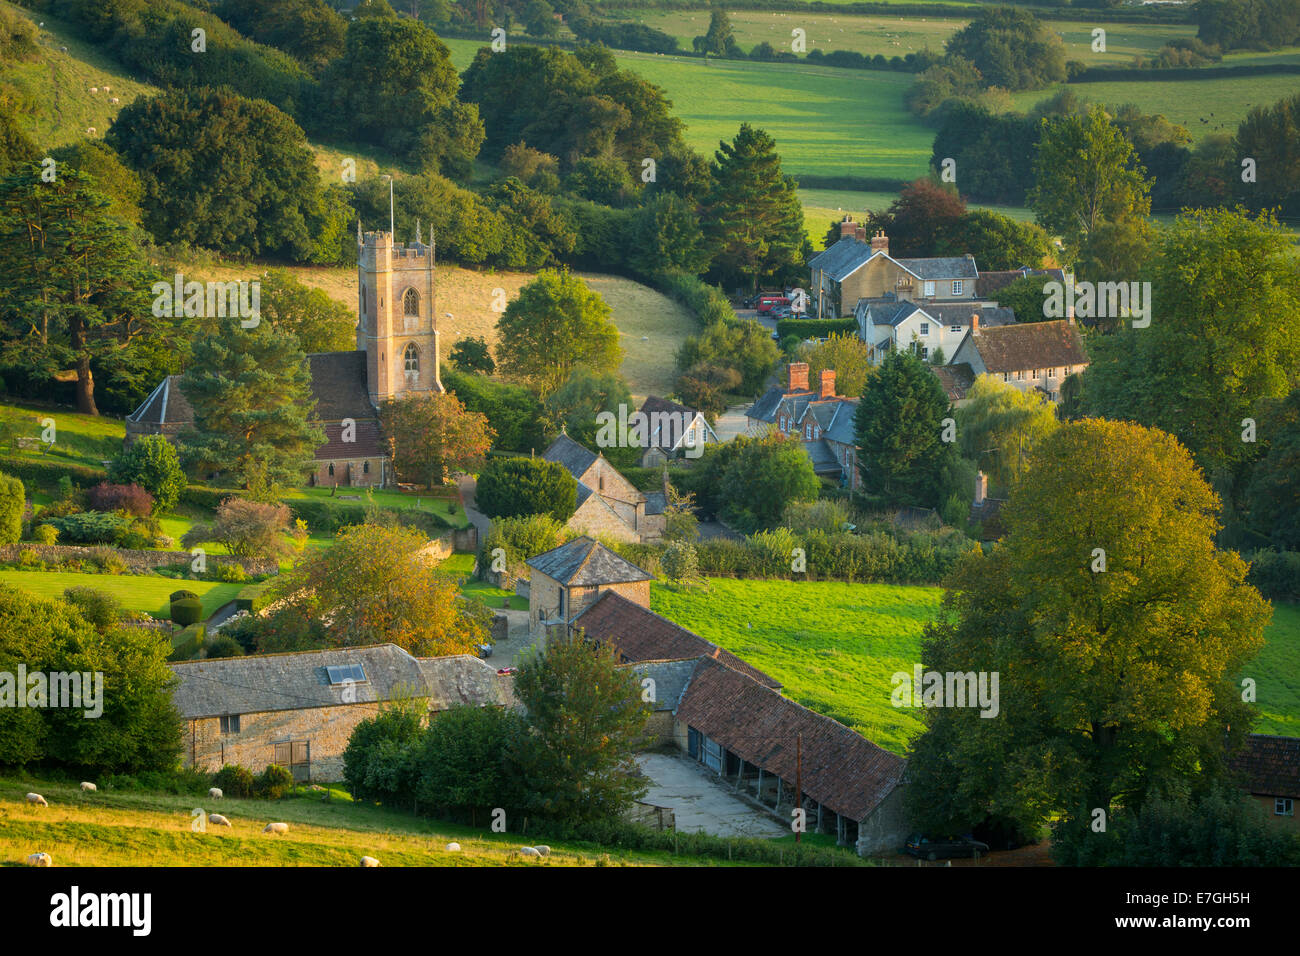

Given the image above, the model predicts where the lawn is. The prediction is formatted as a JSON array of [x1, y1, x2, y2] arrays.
[[0, 777, 781, 867], [652, 578, 943, 755], [0, 401, 124, 470], [0, 571, 242, 620], [282, 485, 470, 529], [652, 580, 1300, 756], [437, 552, 529, 611]]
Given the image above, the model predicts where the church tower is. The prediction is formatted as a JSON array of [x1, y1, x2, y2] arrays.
[[357, 229, 442, 406]]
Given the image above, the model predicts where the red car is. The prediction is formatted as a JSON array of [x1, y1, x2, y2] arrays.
[[756, 295, 791, 314]]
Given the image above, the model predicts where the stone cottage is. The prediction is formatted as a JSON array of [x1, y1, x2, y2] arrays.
[[525, 536, 652, 637], [542, 433, 663, 542]]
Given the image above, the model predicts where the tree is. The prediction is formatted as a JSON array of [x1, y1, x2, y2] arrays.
[[1244, 386, 1300, 549], [660, 539, 702, 588], [796, 333, 873, 399], [496, 269, 622, 398], [342, 700, 424, 805], [47, 142, 143, 225], [1233, 91, 1300, 218], [508, 629, 649, 821], [1028, 106, 1152, 277], [258, 268, 355, 354], [109, 435, 186, 514], [485, 179, 577, 270], [905, 420, 1271, 840], [855, 350, 955, 509], [1079, 208, 1300, 490], [522, 0, 560, 38], [718, 431, 820, 532], [449, 336, 495, 375], [265, 523, 490, 655], [944, 6, 1066, 91], [415, 704, 526, 818], [989, 273, 1055, 324], [694, 9, 739, 57], [475, 456, 578, 523], [703, 124, 806, 289], [217, 0, 347, 74], [674, 318, 779, 396], [905, 55, 986, 120], [938, 209, 1050, 272], [381, 391, 494, 489], [320, 15, 481, 174], [864, 179, 967, 258], [543, 368, 633, 459], [180, 497, 301, 561], [0, 471, 22, 544], [628, 193, 712, 277], [179, 323, 325, 489], [955, 375, 1059, 494], [482, 512, 571, 578], [442, 368, 547, 452], [0, 94, 37, 179], [107, 88, 346, 263], [0, 165, 170, 416]]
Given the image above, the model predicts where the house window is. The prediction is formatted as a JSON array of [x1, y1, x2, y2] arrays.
[[1277, 798, 1295, 817], [950, 324, 962, 333], [599, 475, 605, 492], [1065, 366, 1073, 375], [952, 280, 963, 295], [1033, 369, 1040, 379], [923, 281, 936, 297], [1015, 370, 1024, 380], [220, 715, 240, 735], [360, 283, 366, 317], [363, 461, 370, 475], [403, 343, 419, 377], [1048, 368, 1056, 379], [327, 463, 335, 477], [804, 424, 812, 439], [1003, 372, 1010, 383], [920, 322, 930, 336], [920, 346, 929, 359]]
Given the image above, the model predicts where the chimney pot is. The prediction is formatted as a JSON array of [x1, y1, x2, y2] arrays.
[[870, 230, 889, 254], [788, 362, 810, 392], [971, 313, 980, 333], [840, 217, 857, 238], [854, 225, 868, 243], [975, 471, 988, 506]]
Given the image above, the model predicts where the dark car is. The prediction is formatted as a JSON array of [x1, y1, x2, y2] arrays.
[[903, 833, 990, 861]]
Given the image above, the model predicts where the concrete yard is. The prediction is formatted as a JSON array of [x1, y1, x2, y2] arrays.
[[635, 752, 789, 839]]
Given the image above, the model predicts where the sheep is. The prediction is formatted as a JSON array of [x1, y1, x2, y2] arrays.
[[208, 787, 223, 800], [208, 814, 232, 827], [102, 85, 110, 92], [108, 97, 120, 105], [517, 846, 541, 858], [80, 782, 97, 792], [444, 842, 461, 852], [89, 87, 98, 94], [85, 128, 95, 136], [359, 856, 380, 867], [262, 822, 289, 835], [26, 852, 52, 867], [26, 793, 47, 807], [534, 845, 551, 857], [59, 46, 67, 52]]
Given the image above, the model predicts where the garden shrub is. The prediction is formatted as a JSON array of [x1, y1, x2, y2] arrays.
[[1248, 550, 1300, 601], [63, 586, 123, 630], [204, 634, 244, 659], [87, 481, 154, 517], [212, 764, 256, 799], [169, 623, 206, 661], [87, 546, 128, 574], [170, 589, 199, 602], [254, 763, 294, 799], [46, 511, 133, 544], [170, 597, 203, 626], [31, 523, 58, 545], [0, 471, 24, 544]]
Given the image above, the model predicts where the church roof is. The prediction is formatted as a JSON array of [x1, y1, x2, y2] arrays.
[[307, 351, 375, 422]]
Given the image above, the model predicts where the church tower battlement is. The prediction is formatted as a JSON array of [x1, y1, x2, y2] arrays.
[[357, 229, 442, 406]]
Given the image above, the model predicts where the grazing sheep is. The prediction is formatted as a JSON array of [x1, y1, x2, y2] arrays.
[[534, 845, 551, 857], [444, 842, 461, 852], [80, 782, 97, 792], [102, 85, 110, 92], [59, 46, 67, 52], [518, 846, 541, 858], [108, 97, 120, 105], [262, 822, 289, 835], [26, 793, 47, 807], [359, 856, 380, 867], [208, 814, 231, 827], [208, 787, 223, 799], [89, 87, 98, 93], [85, 128, 95, 136], [26, 852, 53, 867]]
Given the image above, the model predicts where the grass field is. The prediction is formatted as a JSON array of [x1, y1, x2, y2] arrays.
[[0, 401, 123, 469], [0, 571, 242, 620], [652, 578, 943, 754], [0, 777, 776, 867], [437, 552, 529, 610], [652, 579, 1300, 755]]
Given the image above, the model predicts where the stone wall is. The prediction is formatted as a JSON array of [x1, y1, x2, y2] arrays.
[[568, 495, 640, 543], [0, 543, 276, 576], [856, 784, 910, 857]]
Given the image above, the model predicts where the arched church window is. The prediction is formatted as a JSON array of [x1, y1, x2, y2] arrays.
[[403, 288, 420, 317], [404, 343, 420, 381]]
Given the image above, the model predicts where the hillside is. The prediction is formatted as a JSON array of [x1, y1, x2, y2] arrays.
[[0, 777, 800, 867]]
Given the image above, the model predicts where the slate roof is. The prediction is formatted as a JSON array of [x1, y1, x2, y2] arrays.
[[307, 351, 376, 422], [126, 376, 196, 426], [894, 255, 979, 281], [168, 644, 511, 718], [970, 496, 1006, 541], [625, 659, 700, 712], [924, 303, 1016, 328], [931, 363, 976, 403], [822, 400, 858, 445], [572, 591, 781, 689], [748, 384, 809, 424], [638, 396, 715, 451], [542, 433, 599, 477], [975, 267, 1067, 299], [1229, 734, 1300, 798], [965, 320, 1088, 373], [803, 439, 841, 473], [808, 237, 875, 282], [675, 657, 906, 822], [644, 491, 667, 515], [526, 536, 653, 586]]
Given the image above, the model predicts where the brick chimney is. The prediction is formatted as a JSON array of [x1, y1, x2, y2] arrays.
[[855, 225, 868, 243], [974, 471, 988, 506], [870, 230, 889, 254], [970, 313, 979, 333], [788, 362, 809, 392], [839, 216, 856, 239], [819, 369, 836, 399]]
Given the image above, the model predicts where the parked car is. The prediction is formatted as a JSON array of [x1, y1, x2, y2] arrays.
[[477, 643, 494, 659], [496, 667, 518, 675], [903, 833, 990, 861], [770, 305, 795, 319]]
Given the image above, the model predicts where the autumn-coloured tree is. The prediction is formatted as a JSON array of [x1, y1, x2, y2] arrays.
[[381, 391, 494, 489], [264, 523, 490, 656], [906, 420, 1271, 842]]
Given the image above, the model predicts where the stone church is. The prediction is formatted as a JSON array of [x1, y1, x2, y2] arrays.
[[125, 230, 443, 488]]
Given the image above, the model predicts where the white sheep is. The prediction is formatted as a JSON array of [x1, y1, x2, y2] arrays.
[[444, 842, 461, 852], [262, 822, 289, 835], [79, 782, 96, 792], [102, 85, 110, 92], [85, 128, 95, 136], [26, 793, 47, 807], [89, 87, 98, 94], [26, 852, 52, 867], [518, 846, 541, 858], [208, 787, 223, 800], [208, 814, 231, 827], [108, 97, 120, 105], [534, 845, 551, 857], [359, 856, 380, 867]]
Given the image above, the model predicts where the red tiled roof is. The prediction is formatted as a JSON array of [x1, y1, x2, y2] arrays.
[[675, 658, 906, 822], [1229, 734, 1300, 798], [571, 591, 781, 689]]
